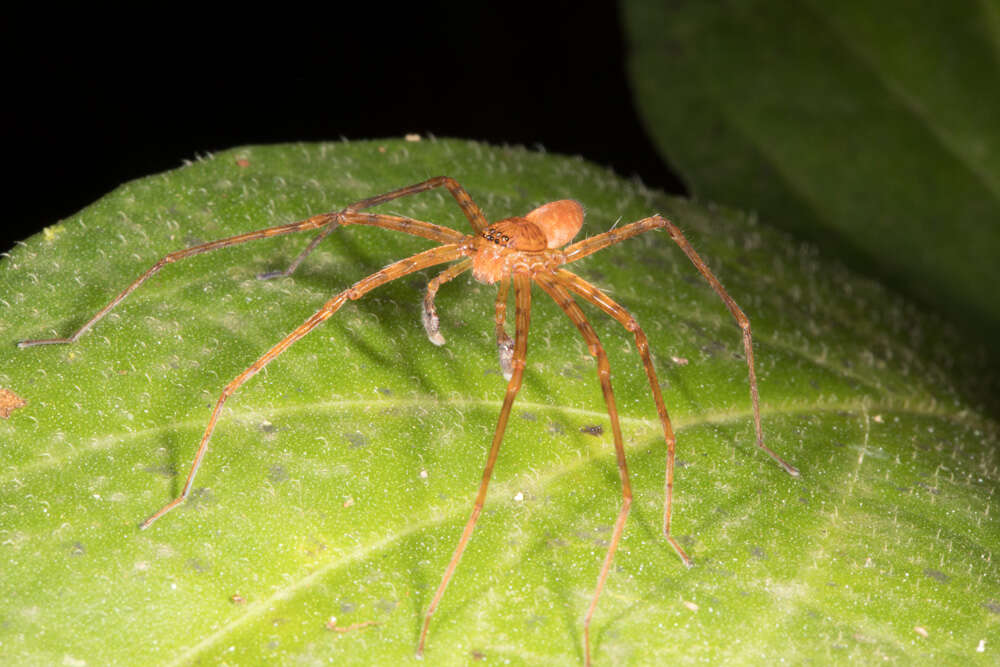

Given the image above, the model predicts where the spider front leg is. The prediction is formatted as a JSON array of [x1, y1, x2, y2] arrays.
[[564, 215, 799, 477], [17, 206, 465, 349], [418, 273, 532, 659], [17, 213, 338, 347], [261, 177, 488, 279]]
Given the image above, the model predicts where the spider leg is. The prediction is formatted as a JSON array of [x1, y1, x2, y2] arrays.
[[422, 259, 472, 345], [343, 176, 489, 232], [494, 277, 514, 380], [555, 269, 692, 566], [534, 273, 630, 667], [139, 243, 464, 529], [259, 176, 485, 279], [257, 221, 339, 280], [18, 211, 468, 348], [563, 215, 799, 477], [418, 273, 532, 658], [17, 213, 337, 347]]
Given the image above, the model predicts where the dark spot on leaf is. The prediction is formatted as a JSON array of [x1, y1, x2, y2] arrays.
[[70, 542, 85, 556], [581, 424, 603, 436], [189, 487, 214, 510], [675, 534, 695, 549], [143, 464, 177, 478], [0, 388, 27, 419], [520, 411, 537, 421], [923, 569, 949, 583], [750, 546, 767, 560], [188, 558, 210, 573], [983, 600, 1000, 615], [472, 650, 486, 660], [260, 421, 275, 433], [547, 422, 565, 435], [269, 465, 288, 483], [345, 431, 368, 449], [377, 387, 392, 396], [339, 601, 355, 614]]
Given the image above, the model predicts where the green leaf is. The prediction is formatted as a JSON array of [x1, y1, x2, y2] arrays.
[[1, 140, 997, 665], [623, 0, 1000, 350]]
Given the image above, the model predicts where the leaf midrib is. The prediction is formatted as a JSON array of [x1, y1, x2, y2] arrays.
[[5, 395, 985, 488]]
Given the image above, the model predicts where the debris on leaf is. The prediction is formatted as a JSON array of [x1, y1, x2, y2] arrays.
[[326, 619, 380, 634], [0, 388, 27, 419]]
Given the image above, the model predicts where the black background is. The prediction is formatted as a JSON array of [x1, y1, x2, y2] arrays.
[[2, 4, 683, 256]]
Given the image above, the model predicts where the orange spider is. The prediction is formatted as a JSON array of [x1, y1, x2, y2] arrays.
[[19, 177, 798, 665]]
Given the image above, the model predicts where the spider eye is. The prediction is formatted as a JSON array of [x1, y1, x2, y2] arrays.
[[482, 227, 507, 245]]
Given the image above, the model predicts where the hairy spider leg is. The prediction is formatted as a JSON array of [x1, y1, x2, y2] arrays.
[[563, 215, 799, 477], [418, 273, 532, 658], [17, 212, 464, 348], [17, 214, 332, 347], [346, 176, 488, 232], [554, 269, 692, 566], [533, 273, 630, 667], [138, 244, 465, 529], [262, 177, 488, 279], [422, 259, 473, 345]]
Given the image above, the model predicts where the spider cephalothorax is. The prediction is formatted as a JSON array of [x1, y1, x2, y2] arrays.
[[19, 176, 796, 666], [470, 199, 584, 284]]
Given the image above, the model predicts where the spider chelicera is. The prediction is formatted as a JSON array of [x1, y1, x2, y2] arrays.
[[19, 176, 798, 665]]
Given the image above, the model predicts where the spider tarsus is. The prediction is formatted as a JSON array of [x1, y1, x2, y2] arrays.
[[759, 442, 800, 477]]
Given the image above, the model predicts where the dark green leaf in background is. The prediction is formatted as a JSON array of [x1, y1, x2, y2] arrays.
[[1, 140, 997, 664], [624, 0, 1000, 354]]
